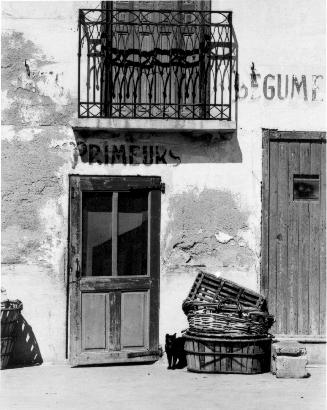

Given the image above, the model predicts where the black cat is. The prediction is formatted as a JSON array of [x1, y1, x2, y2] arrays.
[[165, 333, 187, 370]]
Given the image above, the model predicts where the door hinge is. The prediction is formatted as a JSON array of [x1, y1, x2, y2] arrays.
[[75, 257, 81, 279], [160, 183, 165, 194]]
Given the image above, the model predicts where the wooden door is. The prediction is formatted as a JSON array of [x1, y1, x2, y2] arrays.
[[262, 131, 326, 337], [104, 1, 211, 118], [69, 175, 161, 365]]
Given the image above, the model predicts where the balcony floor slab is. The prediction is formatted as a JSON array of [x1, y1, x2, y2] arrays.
[[71, 118, 236, 133]]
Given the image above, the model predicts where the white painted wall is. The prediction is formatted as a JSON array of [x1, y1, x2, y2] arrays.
[[1, 0, 325, 363]]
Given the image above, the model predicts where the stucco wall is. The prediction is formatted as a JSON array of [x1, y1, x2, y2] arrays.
[[1, 0, 325, 363]]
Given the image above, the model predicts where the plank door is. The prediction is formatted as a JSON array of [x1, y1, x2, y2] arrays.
[[69, 175, 161, 365], [262, 131, 326, 337]]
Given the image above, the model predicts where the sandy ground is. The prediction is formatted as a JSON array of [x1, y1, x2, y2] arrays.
[[1, 360, 326, 410]]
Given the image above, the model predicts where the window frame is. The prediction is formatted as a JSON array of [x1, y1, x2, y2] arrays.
[[73, 175, 162, 279]]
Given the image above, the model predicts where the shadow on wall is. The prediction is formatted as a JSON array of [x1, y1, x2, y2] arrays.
[[72, 130, 242, 167], [8, 314, 43, 368], [232, 21, 239, 126]]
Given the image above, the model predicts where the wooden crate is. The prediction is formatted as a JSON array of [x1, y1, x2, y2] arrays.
[[183, 272, 267, 312], [184, 333, 272, 374]]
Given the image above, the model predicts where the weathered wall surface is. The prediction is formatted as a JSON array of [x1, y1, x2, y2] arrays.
[[1, 0, 325, 362]]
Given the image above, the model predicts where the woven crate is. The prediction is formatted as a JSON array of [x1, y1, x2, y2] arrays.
[[185, 299, 274, 336], [1, 300, 23, 369], [183, 272, 267, 313], [184, 332, 272, 374]]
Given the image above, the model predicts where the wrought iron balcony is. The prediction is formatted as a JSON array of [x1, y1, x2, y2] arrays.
[[78, 8, 235, 120]]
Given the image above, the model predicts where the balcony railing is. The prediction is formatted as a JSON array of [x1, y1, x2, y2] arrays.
[[78, 8, 235, 120]]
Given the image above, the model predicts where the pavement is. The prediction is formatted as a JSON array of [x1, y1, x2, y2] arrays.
[[1, 360, 326, 410]]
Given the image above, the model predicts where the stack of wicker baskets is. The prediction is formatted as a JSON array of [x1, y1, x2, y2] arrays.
[[182, 272, 274, 374], [1, 300, 23, 369]]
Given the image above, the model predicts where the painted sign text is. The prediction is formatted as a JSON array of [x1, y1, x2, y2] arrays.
[[76, 141, 181, 165]]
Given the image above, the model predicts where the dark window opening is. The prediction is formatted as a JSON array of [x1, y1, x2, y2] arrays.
[[293, 175, 320, 201], [82, 192, 113, 276], [118, 191, 148, 276], [82, 190, 149, 277]]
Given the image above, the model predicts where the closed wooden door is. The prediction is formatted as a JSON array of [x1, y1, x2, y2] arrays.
[[262, 131, 326, 337], [69, 175, 161, 365]]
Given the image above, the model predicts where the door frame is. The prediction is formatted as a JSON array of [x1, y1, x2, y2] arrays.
[[261, 130, 326, 337], [67, 174, 163, 365]]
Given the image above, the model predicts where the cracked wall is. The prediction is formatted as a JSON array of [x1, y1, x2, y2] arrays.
[[163, 189, 255, 280], [1, 25, 78, 363], [2, 32, 75, 127], [1, 30, 75, 271]]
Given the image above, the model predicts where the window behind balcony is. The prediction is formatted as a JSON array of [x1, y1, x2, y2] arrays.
[[78, 1, 233, 120]]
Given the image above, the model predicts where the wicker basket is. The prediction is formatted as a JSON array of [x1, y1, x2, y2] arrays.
[[186, 299, 274, 336], [1, 300, 23, 369], [183, 271, 267, 313], [1, 337, 15, 369], [184, 332, 272, 374]]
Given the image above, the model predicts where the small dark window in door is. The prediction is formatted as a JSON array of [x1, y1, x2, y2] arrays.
[[293, 175, 320, 201]]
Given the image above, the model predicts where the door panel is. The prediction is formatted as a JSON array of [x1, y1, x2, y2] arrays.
[[276, 142, 288, 334], [109, 292, 121, 351], [309, 143, 322, 335], [298, 143, 311, 335], [81, 293, 107, 350], [121, 292, 148, 349], [319, 143, 326, 334], [79, 276, 151, 292], [69, 175, 161, 365], [287, 142, 299, 334], [263, 131, 326, 337]]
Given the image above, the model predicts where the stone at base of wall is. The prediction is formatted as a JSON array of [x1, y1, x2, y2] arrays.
[[272, 336, 326, 365], [271, 341, 308, 378], [273, 341, 307, 356], [273, 356, 309, 378]]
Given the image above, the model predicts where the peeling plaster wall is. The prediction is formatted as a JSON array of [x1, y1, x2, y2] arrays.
[[163, 189, 254, 275], [1, 0, 325, 362]]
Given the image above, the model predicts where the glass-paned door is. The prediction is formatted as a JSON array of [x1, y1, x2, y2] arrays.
[[69, 175, 161, 366]]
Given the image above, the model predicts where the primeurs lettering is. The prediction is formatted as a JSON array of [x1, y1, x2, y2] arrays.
[[76, 142, 181, 165]]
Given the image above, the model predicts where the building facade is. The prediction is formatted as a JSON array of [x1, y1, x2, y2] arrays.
[[1, 0, 326, 365]]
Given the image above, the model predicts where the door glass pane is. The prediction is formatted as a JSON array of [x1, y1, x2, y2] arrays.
[[82, 192, 112, 276], [118, 191, 148, 276]]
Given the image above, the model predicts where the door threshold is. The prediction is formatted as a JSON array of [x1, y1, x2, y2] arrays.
[[70, 351, 160, 366]]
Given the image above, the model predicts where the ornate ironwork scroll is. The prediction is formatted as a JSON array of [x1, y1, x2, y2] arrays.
[[78, 8, 235, 120]]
